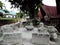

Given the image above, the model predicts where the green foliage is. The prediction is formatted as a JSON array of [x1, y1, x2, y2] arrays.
[[0, 18, 18, 23], [9, 0, 42, 19], [16, 12, 23, 18], [0, 1, 3, 9], [0, 18, 18, 26]]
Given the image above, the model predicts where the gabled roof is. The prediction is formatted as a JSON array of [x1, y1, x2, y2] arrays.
[[0, 9, 16, 15], [0, 9, 5, 14]]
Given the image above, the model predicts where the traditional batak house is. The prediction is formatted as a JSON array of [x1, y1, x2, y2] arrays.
[[41, 0, 60, 32]]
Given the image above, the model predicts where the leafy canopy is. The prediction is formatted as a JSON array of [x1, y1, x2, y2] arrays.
[[9, 0, 42, 19]]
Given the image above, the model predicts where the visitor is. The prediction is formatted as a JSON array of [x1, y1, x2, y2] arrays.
[[37, 8, 42, 21]]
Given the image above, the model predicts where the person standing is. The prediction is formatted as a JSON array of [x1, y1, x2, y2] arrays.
[[38, 8, 43, 21]]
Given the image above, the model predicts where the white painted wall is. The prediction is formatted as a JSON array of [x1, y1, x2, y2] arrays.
[[6, 15, 12, 18]]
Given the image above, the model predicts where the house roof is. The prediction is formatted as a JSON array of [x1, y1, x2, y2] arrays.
[[0, 10, 5, 14], [0, 9, 16, 15]]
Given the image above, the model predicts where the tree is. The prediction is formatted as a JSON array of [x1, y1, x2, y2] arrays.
[[56, 0, 60, 14], [9, 0, 42, 19], [0, 1, 3, 9], [16, 12, 23, 18]]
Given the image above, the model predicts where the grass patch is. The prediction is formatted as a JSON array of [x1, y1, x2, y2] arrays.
[[0, 18, 19, 25], [0, 18, 17, 20], [0, 18, 18, 22]]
